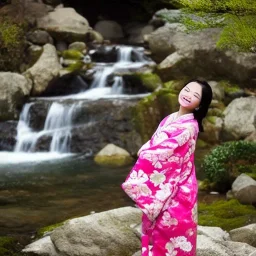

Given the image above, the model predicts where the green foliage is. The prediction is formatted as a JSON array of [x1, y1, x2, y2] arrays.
[[0, 19, 26, 71], [198, 199, 256, 231], [176, 0, 256, 52], [37, 221, 64, 238], [202, 140, 256, 191], [0, 236, 25, 256]]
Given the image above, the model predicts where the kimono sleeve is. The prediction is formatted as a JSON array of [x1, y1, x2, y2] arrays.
[[122, 125, 196, 222]]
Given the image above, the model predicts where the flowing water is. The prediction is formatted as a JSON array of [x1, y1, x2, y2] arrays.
[[0, 45, 155, 242]]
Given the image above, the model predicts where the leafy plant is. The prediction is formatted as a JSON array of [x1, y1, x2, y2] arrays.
[[202, 140, 256, 191]]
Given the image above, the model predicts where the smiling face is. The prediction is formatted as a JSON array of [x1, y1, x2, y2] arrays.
[[178, 82, 202, 111]]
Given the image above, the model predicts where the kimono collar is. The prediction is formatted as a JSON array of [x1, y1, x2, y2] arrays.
[[173, 112, 194, 122]]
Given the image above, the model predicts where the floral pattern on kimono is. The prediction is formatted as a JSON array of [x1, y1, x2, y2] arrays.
[[122, 112, 199, 256]]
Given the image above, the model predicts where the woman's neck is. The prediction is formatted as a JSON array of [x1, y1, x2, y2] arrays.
[[177, 106, 192, 117]]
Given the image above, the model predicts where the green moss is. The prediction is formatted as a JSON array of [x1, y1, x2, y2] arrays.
[[207, 108, 224, 117], [37, 222, 64, 238], [196, 139, 209, 149], [163, 80, 184, 93], [0, 19, 26, 71], [206, 116, 216, 124], [132, 88, 179, 142], [65, 61, 84, 72], [135, 73, 162, 92], [198, 199, 256, 231], [62, 49, 84, 60], [0, 236, 21, 256], [218, 80, 241, 94]]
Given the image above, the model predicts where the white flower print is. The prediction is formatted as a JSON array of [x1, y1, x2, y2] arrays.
[[186, 228, 194, 237], [150, 171, 166, 186], [161, 212, 178, 227], [165, 242, 177, 256], [129, 169, 149, 184], [169, 236, 193, 252], [142, 153, 163, 169], [143, 201, 163, 221], [153, 131, 168, 145], [155, 183, 172, 201]]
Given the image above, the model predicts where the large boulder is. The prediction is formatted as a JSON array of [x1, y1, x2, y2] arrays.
[[23, 207, 141, 256], [24, 44, 61, 96], [148, 24, 256, 86], [231, 174, 256, 205], [222, 97, 256, 141], [94, 144, 134, 167], [230, 224, 256, 248], [37, 8, 90, 42], [0, 72, 32, 121], [26, 30, 54, 46], [94, 20, 124, 40]]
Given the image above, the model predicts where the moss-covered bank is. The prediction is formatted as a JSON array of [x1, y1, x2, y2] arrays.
[[0, 236, 26, 256], [198, 199, 256, 231], [132, 88, 179, 142]]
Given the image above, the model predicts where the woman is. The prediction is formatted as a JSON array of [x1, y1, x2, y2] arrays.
[[122, 80, 212, 256]]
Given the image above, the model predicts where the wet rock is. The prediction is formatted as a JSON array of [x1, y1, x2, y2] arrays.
[[0, 121, 17, 151], [41, 73, 90, 96], [68, 42, 87, 52], [0, 72, 32, 120]]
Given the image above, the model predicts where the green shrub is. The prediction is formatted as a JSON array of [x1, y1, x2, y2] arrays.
[[202, 140, 256, 191], [0, 19, 26, 71], [198, 199, 256, 231]]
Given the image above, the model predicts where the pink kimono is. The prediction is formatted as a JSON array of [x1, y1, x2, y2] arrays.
[[122, 112, 199, 256]]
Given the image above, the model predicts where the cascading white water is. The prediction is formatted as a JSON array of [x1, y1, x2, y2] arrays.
[[90, 66, 115, 88], [15, 102, 80, 153], [111, 76, 123, 94], [117, 46, 133, 62]]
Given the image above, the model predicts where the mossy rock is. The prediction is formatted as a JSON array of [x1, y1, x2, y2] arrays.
[[64, 61, 84, 72], [134, 73, 162, 92], [132, 88, 179, 142], [206, 116, 217, 125], [196, 139, 210, 149], [198, 199, 256, 231], [207, 107, 224, 117], [219, 81, 241, 94], [94, 155, 134, 167], [62, 49, 84, 60], [37, 221, 64, 238], [163, 80, 184, 93]]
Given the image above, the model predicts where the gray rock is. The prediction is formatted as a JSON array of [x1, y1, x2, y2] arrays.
[[148, 24, 256, 86], [37, 8, 90, 42], [0, 72, 32, 120], [198, 225, 230, 242], [209, 81, 225, 101], [223, 97, 256, 140], [68, 42, 87, 52], [27, 30, 54, 45], [232, 174, 256, 205], [50, 207, 141, 256], [230, 224, 256, 248], [132, 251, 141, 256], [221, 241, 256, 256], [23, 236, 59, 256], [94, 20, 124, 40], [197, 234, 233, 256], [24, 44, 61, 96]]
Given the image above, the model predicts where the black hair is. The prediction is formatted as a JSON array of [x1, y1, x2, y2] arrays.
[[184, 79, 213, 132]]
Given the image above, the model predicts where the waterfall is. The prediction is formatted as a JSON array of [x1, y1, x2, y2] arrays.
[[111, 76, 123, 94], [117, 46, 133, 62], [15, 102, 80, 153]]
